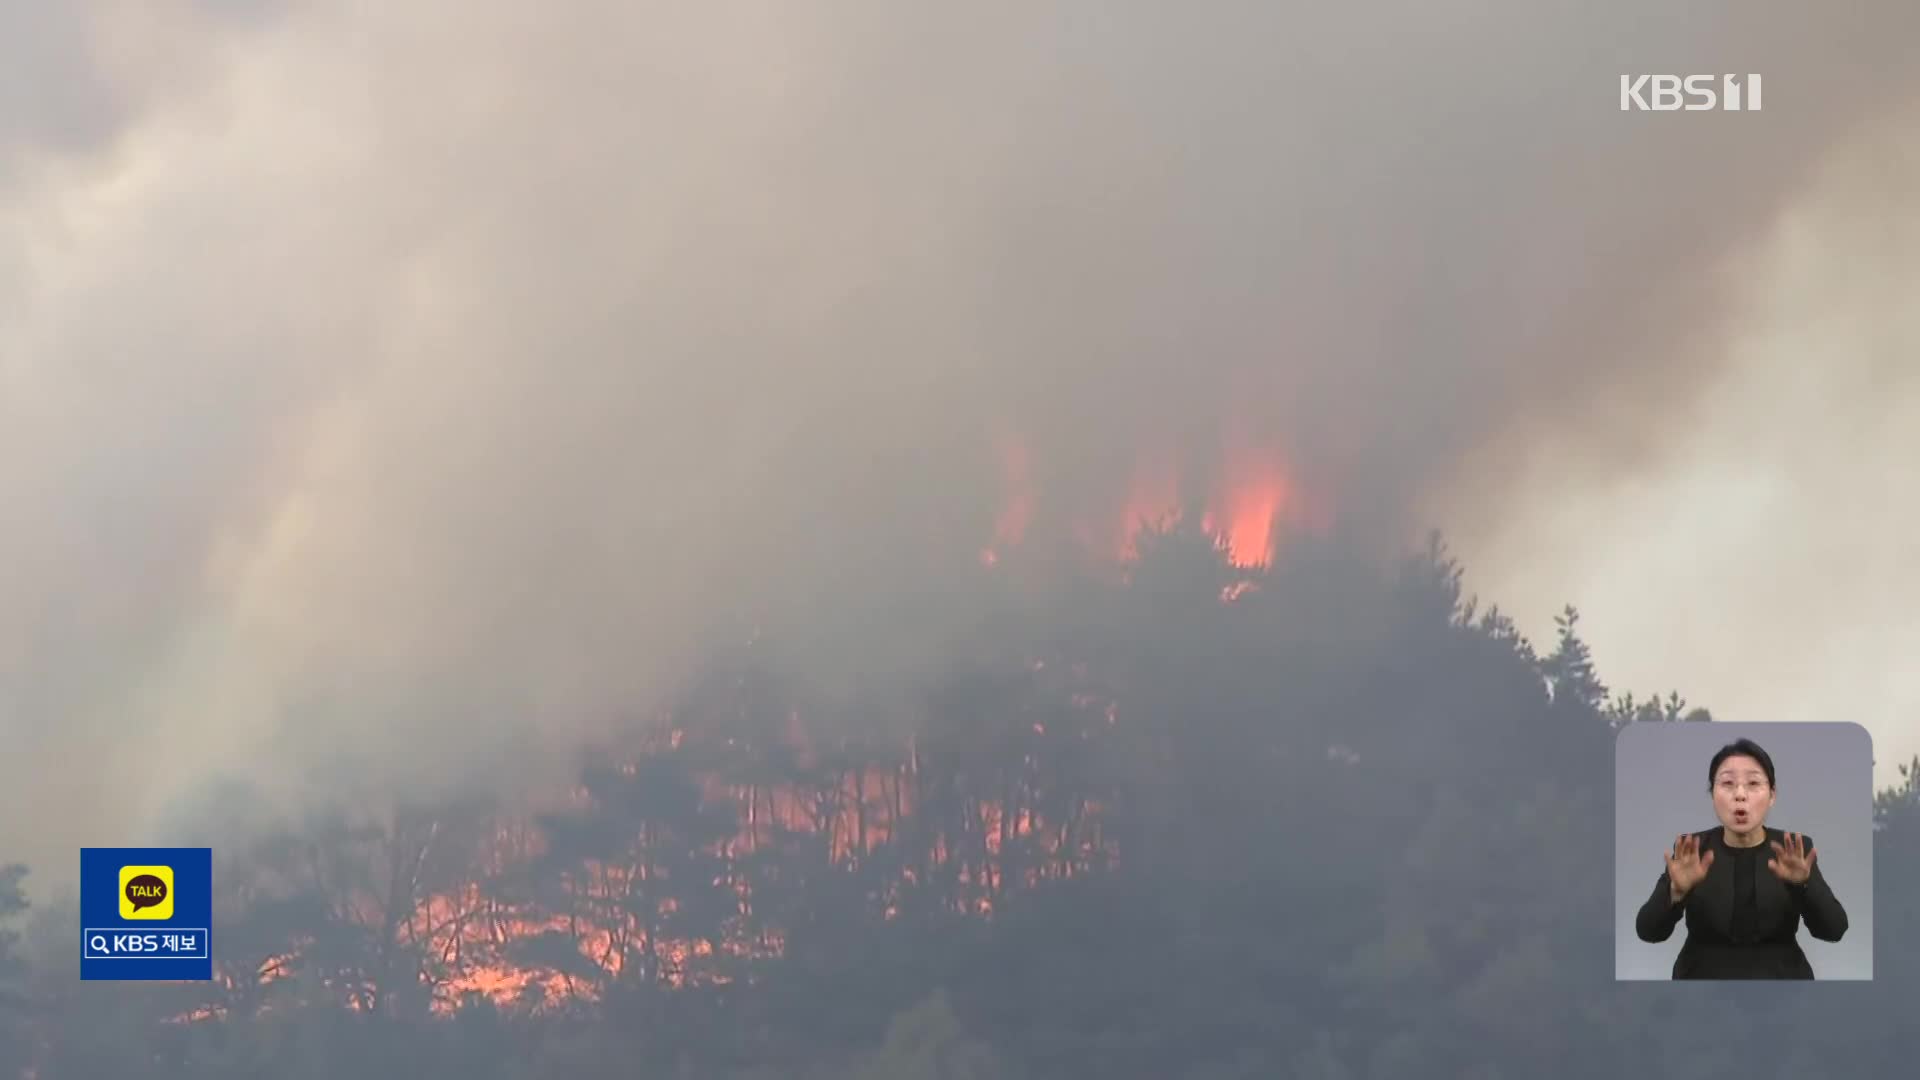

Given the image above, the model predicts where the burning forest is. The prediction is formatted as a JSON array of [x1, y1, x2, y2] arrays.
[[187, 463, 1327, 1026], [9, 522, 1916, 1079], [7, 2, 1920, 1078]]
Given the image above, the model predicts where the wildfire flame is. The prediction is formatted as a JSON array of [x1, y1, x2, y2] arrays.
[[184, 430, 1326, 1026], [991, 429, 1327, 571], [1200, 451, 1290, 570], [203, 696, 1120, 1021]]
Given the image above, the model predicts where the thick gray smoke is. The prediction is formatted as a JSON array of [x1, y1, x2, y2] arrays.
[[3, 1, 1917, 889]]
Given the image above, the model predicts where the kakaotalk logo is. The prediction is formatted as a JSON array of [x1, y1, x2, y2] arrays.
[[1620, 74, 1762, 111], [118, 865, 174, 920]]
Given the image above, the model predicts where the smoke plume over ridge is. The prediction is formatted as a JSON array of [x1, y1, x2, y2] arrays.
[[3, 1, 1918, 887]]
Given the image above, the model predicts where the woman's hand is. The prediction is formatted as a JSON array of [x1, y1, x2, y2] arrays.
[[1768, 832, 1816, 885], [1666, 833, 1715, 902]]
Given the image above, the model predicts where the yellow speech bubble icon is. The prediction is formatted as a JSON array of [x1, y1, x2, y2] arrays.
[[119, 865, 174, 920]]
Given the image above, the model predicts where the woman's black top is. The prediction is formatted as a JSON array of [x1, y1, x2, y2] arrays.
[[1635, 826, 1848, 979]]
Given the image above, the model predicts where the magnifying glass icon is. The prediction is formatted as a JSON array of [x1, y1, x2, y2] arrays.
[[88, 933, 108, 954]]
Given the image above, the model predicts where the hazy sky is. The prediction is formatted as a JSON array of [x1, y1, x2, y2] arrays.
[[3, 2, 1917, 890], [1452, 142, 1920, 793]]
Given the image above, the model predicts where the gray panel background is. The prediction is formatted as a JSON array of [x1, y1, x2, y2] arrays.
[[1614, 721, 1873, 980]]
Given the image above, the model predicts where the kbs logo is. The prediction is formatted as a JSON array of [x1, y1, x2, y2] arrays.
[[1620, 74, 1762, 111]]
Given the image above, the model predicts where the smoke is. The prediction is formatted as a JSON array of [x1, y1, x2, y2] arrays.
[[3, 1, 1917, 888], [1450, 135, 1920, 795]]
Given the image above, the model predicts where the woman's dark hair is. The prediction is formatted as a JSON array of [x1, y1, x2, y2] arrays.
[[1709, 738, 1776, 791]]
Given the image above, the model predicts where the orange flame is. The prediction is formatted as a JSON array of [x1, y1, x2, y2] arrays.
[[191, 675, 1128, 1022], [986, 426, 1322, 572], [1201, 451, 1290, 569]]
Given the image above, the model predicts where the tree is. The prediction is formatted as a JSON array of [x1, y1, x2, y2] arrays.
[[0, 864, 30, 1079], [1542, 605, 1606, 712], [530, 749, 739, 1002]]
